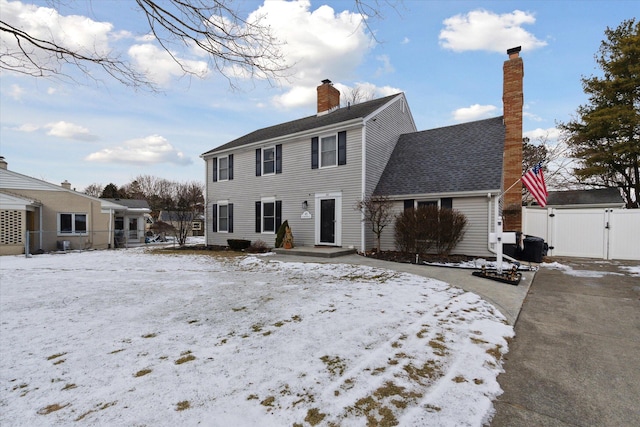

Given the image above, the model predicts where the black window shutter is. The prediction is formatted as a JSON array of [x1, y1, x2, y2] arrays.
[[338, 131, 347, 165], [212, 158, 218, 182], [212, 204, 217, 232], [228, 203, 234, 233], [441, 198, 453, 210], [255, 149, 262, 176], [404, 199, 415, 210], [255, 201, 261, 232], [311, 137, 319, 169], [275, 200, 282, 230], [275, 144, 282, 174], [228, 154, 234, 180]]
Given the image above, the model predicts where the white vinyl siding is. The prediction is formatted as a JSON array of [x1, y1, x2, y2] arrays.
[[204, 123, 364, 249]]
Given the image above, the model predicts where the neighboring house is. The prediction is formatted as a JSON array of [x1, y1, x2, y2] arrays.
[[0, 158, 125, 255], [201, 48, 525, 257], [103, 198, 152, 247], [158, 211, 205, 237]]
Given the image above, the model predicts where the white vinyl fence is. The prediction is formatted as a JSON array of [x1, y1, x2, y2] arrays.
[[522, 207, 640, 260]]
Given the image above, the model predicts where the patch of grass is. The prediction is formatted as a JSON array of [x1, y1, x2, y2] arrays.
[[74, 402, 117, 421], [304, 408, 327, 426], [416, 328, 429, 339], [428, 339, 448, 357], [232, 306, 247, 312], [175, 352, 196, 365], [486, 344, 504, 362], [470, 337, 489, 345], [109, 348, 125, 354], [260, 396, 275, 407], [452, 376, 467, 383], [176, 400, 190, 411], [142, 333, 157, 338], [251, 324, 263, 333], [53, 359, 65, 365], [320, 355, 347, 377], [403, 360, 442, 385], [273, 321, 285, 327], [247, 394, 259, 400], [474, 378, 484, 385], [187, 319, 198, 324], [37, 403, 69, 415], [134, 369, 152, 377], [61, 383, 77, 391], [46, 352, 67, 361]]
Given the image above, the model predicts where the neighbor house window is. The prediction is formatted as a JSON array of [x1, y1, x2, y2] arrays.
[[219, 204, 229, 232], [58, 213, 87, 235], [320, 135, 337, 167]]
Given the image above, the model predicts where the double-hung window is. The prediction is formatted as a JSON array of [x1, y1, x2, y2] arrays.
[[211, 202, 233, 233], [311, 131, 346, 169], [255, 198, 282, 234], [58, 213, 87, 235], [212, 155, 233, 182], [256, 145, 282, 176], [320, 135, 337, 167]]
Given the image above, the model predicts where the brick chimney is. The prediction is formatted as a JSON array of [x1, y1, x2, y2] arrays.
[[0, 156, 7, 170], [502, 46, 524, 231], [317, 79, 340, 115], [61, 180, 72, 190]]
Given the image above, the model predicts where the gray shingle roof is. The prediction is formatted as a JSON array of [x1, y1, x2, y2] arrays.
[[202, 94, 401, 156], [374, 116, 505, 196], [546, 188, 624, 206], [104, 198, 150, 209]]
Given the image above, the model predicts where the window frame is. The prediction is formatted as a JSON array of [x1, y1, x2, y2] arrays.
[[217, 201, 229, 233], [261, 197, 276, 234], [58, 212, 88, 236], [319, 134, 338, 168], [218, 156, 229, 181], [262, 146, 276, 175]]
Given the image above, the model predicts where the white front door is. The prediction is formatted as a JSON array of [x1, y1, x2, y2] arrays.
[[315, 192, 341, 246]]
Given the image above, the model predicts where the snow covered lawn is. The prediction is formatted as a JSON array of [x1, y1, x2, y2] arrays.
[[1, 248, 513, 426]]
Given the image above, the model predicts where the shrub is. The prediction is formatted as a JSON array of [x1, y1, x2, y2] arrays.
[[394, 206, 467, 255], [274, 220, 289, 248], [227, 239, 251, 251], [246, 240, 269, 253]]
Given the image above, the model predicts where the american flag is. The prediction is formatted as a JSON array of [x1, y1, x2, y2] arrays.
[[522, 162, 548, 207]]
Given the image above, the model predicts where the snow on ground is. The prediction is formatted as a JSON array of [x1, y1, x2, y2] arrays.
[[1, 248, 513, 426], [541, 261, 626, 278]]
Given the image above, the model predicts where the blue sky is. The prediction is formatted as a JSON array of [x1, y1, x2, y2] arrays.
[[0, 0, 636, 191]]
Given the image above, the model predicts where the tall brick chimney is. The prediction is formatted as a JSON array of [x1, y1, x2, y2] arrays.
[[317, 79, 340, 115], [502, 46, 524, 231]]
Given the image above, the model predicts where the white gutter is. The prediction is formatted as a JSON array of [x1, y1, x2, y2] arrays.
[[360, 123, 367, 252]]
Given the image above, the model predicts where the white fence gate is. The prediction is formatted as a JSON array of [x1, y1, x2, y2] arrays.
[[522, 208, 640, 260]]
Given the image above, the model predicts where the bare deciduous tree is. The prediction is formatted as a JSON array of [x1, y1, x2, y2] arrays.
[[1, 0, 396, 90], [83, 183, 104, 198], [355, 195, 395, 251]]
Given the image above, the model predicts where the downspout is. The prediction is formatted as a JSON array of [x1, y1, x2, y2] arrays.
[[360, 124, 367, 252], [108, 208, 113, 249], [38, 205, 43, 251]]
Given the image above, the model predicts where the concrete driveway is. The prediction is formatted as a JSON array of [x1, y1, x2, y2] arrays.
[[491, 258, 640, 426]]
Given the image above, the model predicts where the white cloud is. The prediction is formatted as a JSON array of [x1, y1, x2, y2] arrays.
[[246, 0, 374, 109], [128, 44, 209, 86], [375, 55, 395, 76], [0, 0, 113, 74], [524, 127, 562, 144], [439, 9, 547, 53], [13, 123, 40, 132], [8, 84, 23, 100], [401, 37, 410, 45], [453, 104, 498, 121], [85, 135, 191, 165], [45, 121, 98, 141]]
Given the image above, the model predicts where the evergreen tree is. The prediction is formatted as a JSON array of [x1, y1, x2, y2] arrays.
[[559, 19, 640, 208]]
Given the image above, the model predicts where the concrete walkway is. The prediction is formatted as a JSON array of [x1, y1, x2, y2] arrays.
[[268, 252, 535, 325], [491, 258, 640, 426]]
